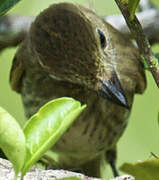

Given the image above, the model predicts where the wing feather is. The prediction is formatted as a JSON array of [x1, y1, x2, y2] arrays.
[[10, 54, 25, 93]]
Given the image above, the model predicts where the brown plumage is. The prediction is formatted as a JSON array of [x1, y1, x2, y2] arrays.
[[10, 3, 146, 177]]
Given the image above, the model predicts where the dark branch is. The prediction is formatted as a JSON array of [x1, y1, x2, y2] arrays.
[[0, 15, 34, 50], [114, 0, 159, 87]]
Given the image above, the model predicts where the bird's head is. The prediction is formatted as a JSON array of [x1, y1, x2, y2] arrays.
[[29, 3, 128, 108]]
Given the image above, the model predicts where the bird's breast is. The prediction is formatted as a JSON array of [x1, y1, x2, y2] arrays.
[[21, 71, 131, 166]]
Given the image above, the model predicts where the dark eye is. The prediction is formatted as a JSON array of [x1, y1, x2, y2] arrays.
[[97, 29, 106, 48]]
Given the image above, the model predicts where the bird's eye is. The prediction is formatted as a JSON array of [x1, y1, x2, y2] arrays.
[[97, 28, 106, 48]]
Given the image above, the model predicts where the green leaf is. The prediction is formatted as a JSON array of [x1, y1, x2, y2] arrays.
[[0, 0, 21, 16], [21, 97, 86, 177], [120, 159, 159, 180], [128, 0, 140, 20], [0, 107, 26, 178]]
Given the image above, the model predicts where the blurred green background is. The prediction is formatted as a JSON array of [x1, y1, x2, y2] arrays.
[[0, 0, 159, 178]]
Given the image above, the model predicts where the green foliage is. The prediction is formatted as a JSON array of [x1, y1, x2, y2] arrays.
[[0, 98, 86, 179], [121, 159, 159, 180], [21, 97, 86, 177], [0, 107, 25, 178], [0, 0, 21, 16]]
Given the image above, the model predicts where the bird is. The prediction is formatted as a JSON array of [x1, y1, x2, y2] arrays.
[[9, 3, 146, 178]]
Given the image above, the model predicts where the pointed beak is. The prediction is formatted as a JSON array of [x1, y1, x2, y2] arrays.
[[98, 72, 129, 109]]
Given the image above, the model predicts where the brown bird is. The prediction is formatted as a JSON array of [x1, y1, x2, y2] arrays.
[[10, 3, 146, 178]]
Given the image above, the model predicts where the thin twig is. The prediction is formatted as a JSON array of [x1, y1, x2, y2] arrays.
[[114, 0, 159, 88], [0, 15, 34, 50]]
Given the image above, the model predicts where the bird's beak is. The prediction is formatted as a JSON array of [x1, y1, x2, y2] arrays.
[[98, 72, 129, 109]]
